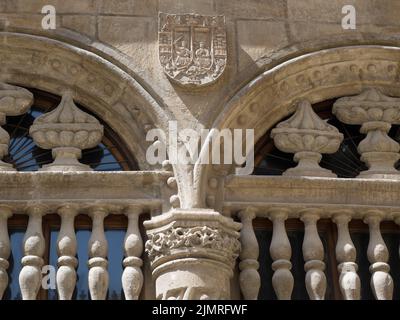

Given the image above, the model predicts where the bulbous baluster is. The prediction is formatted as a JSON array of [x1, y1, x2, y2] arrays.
[[19, 205, 46, 300], [269, 208, 293, 300], [88, 206, 109, 300], [0, 206, 12, 299], [122, 205, 143, 300], [300, 210, 326, 300], [364, 211, 393, 300], [333, 211, 361, 300], [238, 207, 260, 300], [56, 205, 78, 300]]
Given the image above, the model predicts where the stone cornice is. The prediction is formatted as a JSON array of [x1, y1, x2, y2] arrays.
[[0, 171, 169, 213], [144, 208, 241, 232], [224, 175, 400, 219]]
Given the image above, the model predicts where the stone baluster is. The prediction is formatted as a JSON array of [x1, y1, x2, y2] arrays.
[[122, 205, 143, 300], [19, 205, 46, 300], [238, 207, 260, 300], [0, 206, 12, 299], [56, 205, 78, 300], [364, 211, 393, 300], [333, 210, 361, 300], [300, 210, 326, 300], [333, 88, 400, 178], [269, 208, 294, 300], [88, 206, 109, 300]]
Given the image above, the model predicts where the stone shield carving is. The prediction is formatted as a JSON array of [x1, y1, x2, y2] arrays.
[[158, 12, 227, 86]]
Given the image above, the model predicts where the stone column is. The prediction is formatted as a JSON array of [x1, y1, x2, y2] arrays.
[[144, 209, 241, 300]]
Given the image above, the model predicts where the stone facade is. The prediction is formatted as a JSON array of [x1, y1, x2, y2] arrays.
[[1, 0, 400, 300]]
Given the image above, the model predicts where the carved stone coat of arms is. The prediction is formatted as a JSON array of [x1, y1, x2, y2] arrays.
[[159, 13, 227, 86]]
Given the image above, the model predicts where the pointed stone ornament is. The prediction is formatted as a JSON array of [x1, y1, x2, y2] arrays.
[[0, 83, 33, 171], [271, 100, 343, 177], [29, 91, 103, 171], [333, 88, 400, 178]]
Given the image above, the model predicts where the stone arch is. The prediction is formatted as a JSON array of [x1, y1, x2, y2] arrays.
[[0, 32, 171, 170], [193, 45, 400, 208]]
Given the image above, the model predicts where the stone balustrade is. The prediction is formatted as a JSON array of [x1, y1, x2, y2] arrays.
[[228, 205, 398, 301], [0, 202, 151, 300], [228, 88, 400, 300], [3, 199, 399, 301]]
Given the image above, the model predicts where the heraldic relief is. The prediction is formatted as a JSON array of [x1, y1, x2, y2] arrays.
[[159, 13, 227, 86]]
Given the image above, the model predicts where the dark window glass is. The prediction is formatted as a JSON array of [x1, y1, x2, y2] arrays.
[[3, 230, 24, 300], [255, 227, 336, 300]]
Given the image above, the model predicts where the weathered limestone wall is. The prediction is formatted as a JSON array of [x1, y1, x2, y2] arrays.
[[1, 0, 400, 300], [1, 0, 399, 131]]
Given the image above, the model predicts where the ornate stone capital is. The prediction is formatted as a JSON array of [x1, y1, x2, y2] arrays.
[[158, 13, 227, 87], [144, 209, 240, 300], [271, 100, 343, 177]]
